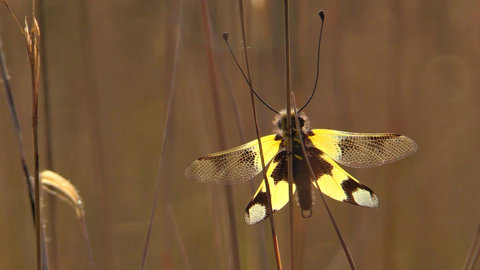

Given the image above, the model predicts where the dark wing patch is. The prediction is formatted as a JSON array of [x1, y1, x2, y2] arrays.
[[341, 178, 377, 206], [309, 147, 379, 208], [245, 150, 295, 224]]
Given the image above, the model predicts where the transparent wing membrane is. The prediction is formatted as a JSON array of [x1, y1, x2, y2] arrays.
[[185, 135, 281, 184], [310, 129, 417, 168]]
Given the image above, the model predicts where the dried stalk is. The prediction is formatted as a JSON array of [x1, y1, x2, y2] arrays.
[[198, 0, 242, 269], [0, 35, 35, 221], [37, 0, 58, 267], [140, 0, 185, 268], [167, 204, 192, 270], [291, 93, 356, 270], [216, 45, 271, 270], [40, 170, 96, 270], [464, 223, 480, 270], [22, 14, 43, 270], [237, 0, 283, 269], [282, 1, 295, 269], [0, 16, 50, 269]]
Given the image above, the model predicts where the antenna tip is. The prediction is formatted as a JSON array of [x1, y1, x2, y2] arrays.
[[318, 10, 325, 20], [222, 32, 229, 41]]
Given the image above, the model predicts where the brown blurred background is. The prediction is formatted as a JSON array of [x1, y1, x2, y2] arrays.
[[1, 0, 479, 269]]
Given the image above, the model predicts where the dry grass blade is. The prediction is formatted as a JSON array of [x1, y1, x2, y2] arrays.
[[5, 4, 45, 268], [197, 0, 242, 269], [140, 0, 185, 268], [0, 36, 36, 220], [40, 171, 84, 218], [291, 93, 356, 270], [282, 1, 295, 269], [463, 224, 480, 270], [0, 10, 49, 268], [236, 0, 283, 269], [24, 16, 43, 270], [40, 170, 96, 270], [36, 0, 58, 267], [167, 204, 192, 270], [216, 47, 271, 270]]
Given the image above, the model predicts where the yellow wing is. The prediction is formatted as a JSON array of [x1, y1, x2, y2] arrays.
[[307, 147, 379, 207], [244, 150, 295, 225], [309, 129, 417, 168], [185, 135, 281, 184]]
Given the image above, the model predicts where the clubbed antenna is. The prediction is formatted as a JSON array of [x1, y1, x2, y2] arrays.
[[299, 10, 325, 112], [222, 32, 279, 114]]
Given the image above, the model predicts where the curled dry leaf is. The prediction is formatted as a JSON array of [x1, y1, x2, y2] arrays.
[[40, 170, 84, 219]]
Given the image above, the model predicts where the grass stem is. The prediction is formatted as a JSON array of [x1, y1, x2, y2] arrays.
[[167, 204, 193, 270], [237, 0, 283, 269], [0, 36, 35, 222], [282, 1, 295, 269], [463, 223, 480, 270], [37, 0, 58, 268], [198, 0, 242, 269], [291, 93, 356, 270], [140, 0, 184, 268]]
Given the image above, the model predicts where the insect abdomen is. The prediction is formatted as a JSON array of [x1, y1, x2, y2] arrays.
[[293, 149, 313, 217]]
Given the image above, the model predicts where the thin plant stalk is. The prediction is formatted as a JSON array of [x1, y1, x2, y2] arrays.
[[40, 170, 96, 270], [167, 204, 192, 270], [37, 0, 58, 268], [463, 224, 480, 270], [237, 0, 282, 269], [140, 0, 185, 268], [31, 27, 42, 269], [0, 31, 49, 270], [291, 93, 356, 270], [78, 216, 96, 270], [77, 1, 113, 266], [198, 0, 242, 269], [0, 36, 35, 220], [282, 1, 295, 269], [20, 12, 43, 270], [216, 47, 271, 270]]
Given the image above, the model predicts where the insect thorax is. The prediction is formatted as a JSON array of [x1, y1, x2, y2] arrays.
[[273, 110, 316, 215], [273, 110, 313, 146]]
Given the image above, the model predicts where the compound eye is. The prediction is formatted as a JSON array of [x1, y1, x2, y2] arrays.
[[299, 118, 305, 127], [277, 120, 282, 128]]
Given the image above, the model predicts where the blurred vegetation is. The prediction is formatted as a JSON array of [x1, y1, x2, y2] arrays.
[[0, 0, 479, 269]]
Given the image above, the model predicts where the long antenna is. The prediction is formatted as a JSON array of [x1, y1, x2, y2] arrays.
[[223, 33, 279, 114], [299, 10, 325, 112]]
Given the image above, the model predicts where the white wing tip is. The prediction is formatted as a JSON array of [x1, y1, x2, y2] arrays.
[[244, 203, 267, 225], [352, 189, 379, 208]]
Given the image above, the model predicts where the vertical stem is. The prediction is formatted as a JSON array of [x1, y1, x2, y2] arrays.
[[237, 0, 283, 269], [140, 0, 184, 268], [78, 2, 113, 266], [31, 34, 42, 270], [37, 0, 57, 268], [198, 1, 242, 269], [464, 224, 480, 270], [0, 37, 35, 222], [291, 93, 356, 270], [216, 50, 271, 270], [283, 0, 295, 269], [78, 216, 97, 270], [1, 34, 48, 270]]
